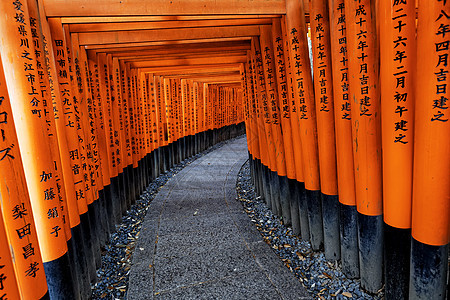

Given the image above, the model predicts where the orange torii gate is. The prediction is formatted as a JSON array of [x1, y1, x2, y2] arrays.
[[0, 0, 448, 299]]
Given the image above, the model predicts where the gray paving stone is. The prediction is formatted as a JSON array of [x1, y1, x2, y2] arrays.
[[127, 137, 311, 300], [155, 271, 282, 300], [154, 243, 259, 292]]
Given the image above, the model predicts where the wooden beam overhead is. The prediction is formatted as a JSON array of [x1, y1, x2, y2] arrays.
[[88, 41, 250, 56], [60, 14, 282, 24], [77, 25, 260, 45], [129, 55, 246, 68], [138, 63, 242, 74], [84, 37, 250, 50], [115, 50, 248, 61], [43, 0, 286, 17], [163, 72, 240, 79], [69, 18, 274, 33], [178, 75, 242, 82]]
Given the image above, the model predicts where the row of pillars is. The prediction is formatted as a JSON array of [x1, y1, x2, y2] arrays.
[[243, 0, 448, 299], [0, 0, 245, 299]]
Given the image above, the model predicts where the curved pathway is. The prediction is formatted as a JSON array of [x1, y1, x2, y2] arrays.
[[127, 136, 311, 300]]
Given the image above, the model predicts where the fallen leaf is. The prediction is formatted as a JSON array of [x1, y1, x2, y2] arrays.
[[342, 292, 352, 298]]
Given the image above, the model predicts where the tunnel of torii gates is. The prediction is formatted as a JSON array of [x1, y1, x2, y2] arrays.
[[0, 0, 448, 299]]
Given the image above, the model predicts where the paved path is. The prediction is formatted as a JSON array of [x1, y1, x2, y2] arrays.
[[127, 136, 311, 299]]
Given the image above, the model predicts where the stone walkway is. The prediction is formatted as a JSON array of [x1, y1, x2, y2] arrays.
[[127, 137, 311, 299]]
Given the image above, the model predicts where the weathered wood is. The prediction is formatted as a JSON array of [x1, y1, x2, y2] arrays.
[[85, 37, 251, 50], [139, 64, 242, 75], [88, 45, 250, 59], [61, 15, 282, 24], [129, 55, 246, 68], [43, 0, 286, 17], [118, 51, 248, 62], [69, 18, 274, 33], [77, 25, 260, 45]]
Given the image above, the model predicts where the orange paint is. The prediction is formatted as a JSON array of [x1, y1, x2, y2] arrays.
[[281, 16, 305, 184], [111, 57, 125, 172], [309, 0, 338, 196], [28, 0, 71, 240], [379, 0, 416, 229], [0, 56, 48, 300], [345, 0, 383, 216], [251, 37, 276, 172], [38, 4, 82, 230], [63, 26, 96, 207], [0, 1, 68, 262], [0, 210, 21, 300], [271, 18, 297, 181], [412, 0, 450, 246], [328, 0, 356, 206], [245, 55, 261, 161], [259, 25, 287, 177], [97, 53, 117, 179], [285, 0, 321, 191], [120, 60, 133, 167], [88, 55, 112, 186]]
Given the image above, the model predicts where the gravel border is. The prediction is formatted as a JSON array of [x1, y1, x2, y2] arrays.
[[235, 161, 384, 300]]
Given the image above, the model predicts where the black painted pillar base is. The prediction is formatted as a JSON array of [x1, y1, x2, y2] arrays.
[[110, 176, 121, 225], [296, 181, 310, 241], [305, 189, 324, 251], [118, 171, 126, 216], [139, 158, 145, 193], [88, 201, 102, 272], [127, 164, 136, 206], [322, 193, 341, 261], [133, 166, 140, 204], [177, 139, 183, 164], [339, 203, 360, 279], [148, 152, 154, 184], [288, 178, 301, 236], [255, 159, 263, 198], [66, 236, 81, 300], [279, 176, 291, 226], [70, 222, 89, 299], [357, 213, 383, 293], [262, 165, 272, 208], [167, 143, 173, 170], [154, 149, 160, 178], [123, 166, 131, 211], [384, 223, 410, 300], [43, 252, 78, 300], [269, 170, 280, 216], [80, 212, 94, 287], [96, 188, 109, 248], [103, 184, 115, 233], [409, 238, 448, 299]]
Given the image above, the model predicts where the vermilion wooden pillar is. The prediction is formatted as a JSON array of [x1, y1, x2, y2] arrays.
[[345, 0, 383, 293], [410, 1, 449, 299]]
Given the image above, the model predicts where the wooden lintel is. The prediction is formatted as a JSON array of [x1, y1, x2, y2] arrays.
[[78, 25, 260, 46], [84, 37, 251, 50], [87, 42, 250, 57], [61, 15, 282, 24], [43, 0, 287, 17], [129, 55, 246, 68], [138, 63, 242, 74], [163, 72, 240, 79], [69, 18, 274, 33], [115, 50, 248, 62]]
